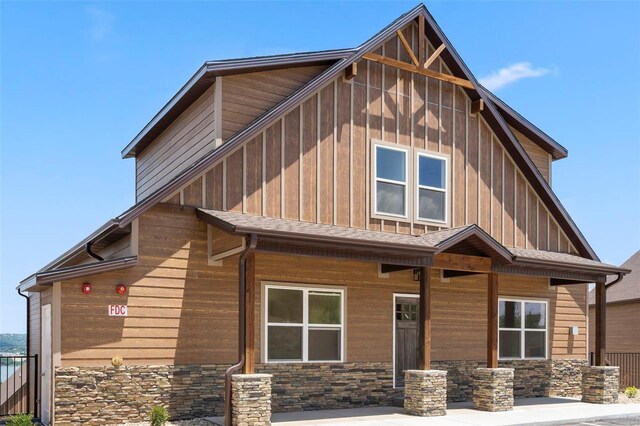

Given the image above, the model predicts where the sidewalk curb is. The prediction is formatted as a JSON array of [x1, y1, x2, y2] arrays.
[[519, 411, 640, 425]]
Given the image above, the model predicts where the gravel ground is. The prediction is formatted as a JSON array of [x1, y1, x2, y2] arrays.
[[617, 391, 640, 404]]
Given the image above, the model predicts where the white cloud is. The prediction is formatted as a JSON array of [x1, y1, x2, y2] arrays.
[[86, 7, 114, 42], [479, 62, 552, 91]]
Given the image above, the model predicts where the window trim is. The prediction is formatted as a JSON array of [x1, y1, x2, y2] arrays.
[[372, 141, 410, 221], [262, 282, 345, 364], [414, 150, 449, 226], [498, 297, 549, 360]]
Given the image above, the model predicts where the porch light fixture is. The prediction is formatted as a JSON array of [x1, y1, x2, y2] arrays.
[[413, 269, 421, 281], [116, 284, 127, 295], [82, 282, 92, 295]]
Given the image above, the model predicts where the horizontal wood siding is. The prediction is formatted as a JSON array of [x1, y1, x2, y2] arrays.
[[166, 24, 575, 255], [59, 205, 585, 366], [221, 66, 329, 141], [29, 292, 41, 358], [588, 301, 640, 353], [136, 85, 216, 201], [511, 127, 551, 183]]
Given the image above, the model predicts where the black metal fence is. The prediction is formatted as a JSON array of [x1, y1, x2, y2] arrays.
[[0, 355, 38, 418], [591, 351, 640, 389]]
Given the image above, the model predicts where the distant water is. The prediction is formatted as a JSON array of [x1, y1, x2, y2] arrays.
[[0, 360, 24, 383]]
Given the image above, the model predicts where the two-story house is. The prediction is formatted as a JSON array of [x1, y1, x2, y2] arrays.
[[17, 4, 628, 425]]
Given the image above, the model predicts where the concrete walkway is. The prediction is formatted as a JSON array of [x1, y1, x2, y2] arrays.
[[217, 398, 640, 426]]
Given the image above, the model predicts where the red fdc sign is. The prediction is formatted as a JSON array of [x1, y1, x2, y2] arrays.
[[108, 305, 128, 317]]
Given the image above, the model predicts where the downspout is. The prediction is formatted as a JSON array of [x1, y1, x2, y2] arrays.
[[224, 234, 258, 426], [17, 288, 31, 415], [605, 272, 624, 288], [17, 289, 30, 357], [85, 241, 104, 261]]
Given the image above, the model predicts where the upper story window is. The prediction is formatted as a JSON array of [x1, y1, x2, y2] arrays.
[[416, 152, 448, 224], [498, 298, 547, 360], [374, 145, 408, 218], [265, 284, 344, 363]]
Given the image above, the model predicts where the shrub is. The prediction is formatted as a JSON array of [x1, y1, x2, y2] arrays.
[[149, 405, 170, 426], [6, 413, 33, 426], [625, 386, 638, 398]]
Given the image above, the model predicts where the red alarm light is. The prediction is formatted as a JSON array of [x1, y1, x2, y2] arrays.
[[116, 284, 127, 295], [82, 283, 92, 295]]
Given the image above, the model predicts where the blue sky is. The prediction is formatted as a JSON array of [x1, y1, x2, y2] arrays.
[[1, 1, 639, 334]]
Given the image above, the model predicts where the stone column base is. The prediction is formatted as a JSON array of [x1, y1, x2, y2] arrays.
[[403, 370, 447, 416], [581, 366, 619, 404], [231, 373, 272, 425], [473, 368, 514, 412]]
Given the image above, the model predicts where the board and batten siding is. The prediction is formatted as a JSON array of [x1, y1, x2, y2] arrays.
[[135, 85, 217, 201], [588, 302, 640, 353], [167, 24, 576, 254], [58, 204, 586, 366]]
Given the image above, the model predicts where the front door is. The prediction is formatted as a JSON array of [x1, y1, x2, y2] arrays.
[[394, 295, 419, 388], [41, 305, 51, 425]]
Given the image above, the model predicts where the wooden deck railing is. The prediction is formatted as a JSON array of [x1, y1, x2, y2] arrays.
[[591, 351, 640, 389]]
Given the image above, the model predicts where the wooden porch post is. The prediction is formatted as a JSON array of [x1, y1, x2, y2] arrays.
[[418, 266, 431, 370], [243, 251, 256, 373], [595, 278, 607, 366], [487, 273, 498, 368]]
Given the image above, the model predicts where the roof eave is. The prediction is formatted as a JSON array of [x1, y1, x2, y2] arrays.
[[120, 49, 354, 159]]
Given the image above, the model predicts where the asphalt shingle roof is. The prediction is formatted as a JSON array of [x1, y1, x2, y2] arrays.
[[588, 250, 640, 305]]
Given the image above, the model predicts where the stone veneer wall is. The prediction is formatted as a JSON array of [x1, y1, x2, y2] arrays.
[[54, 365, 227, 424], [432, 359, 586, 402], [231, 374, 272, 426], [53, 359, 588, 423], [256, 363, 396, 412]]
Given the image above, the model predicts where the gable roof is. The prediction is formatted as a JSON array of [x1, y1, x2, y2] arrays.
[[121, 48, 353, 158], [22, 4, 604, 284], [113, 3, 597, 259], [479, 86, 568, 160], [589, 250, 640, 305]]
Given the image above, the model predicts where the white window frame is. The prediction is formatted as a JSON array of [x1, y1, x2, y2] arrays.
[[263, 283, 345, 363], [372, 142, 410, 220], [498, 297, 548, 360], [415, 150, 449, 226]]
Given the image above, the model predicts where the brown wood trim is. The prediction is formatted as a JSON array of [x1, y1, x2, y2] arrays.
[[487, 272, 498, 368], [595, 279, 606, 366], [418, 266, 431, 369], [256, 238, 432, 267], [434, 253, 492, 273], [362, 52, 474, 89], [493, 264, 605, 283], [32, 256, 138, 288], [244, 251, 256, 373]]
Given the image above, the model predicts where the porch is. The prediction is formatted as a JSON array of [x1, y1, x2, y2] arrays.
[[194, 208, 630, 425], [208, 397, 640, 426]]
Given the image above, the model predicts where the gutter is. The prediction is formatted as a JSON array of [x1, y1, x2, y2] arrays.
[[512, 256, 631, 276], [605, 272, 625, 288], [224, 234, 258, 426]]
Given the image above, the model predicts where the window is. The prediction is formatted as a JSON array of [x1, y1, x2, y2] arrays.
[[265, 285, 344, 362], [498, 299, 547, 359], [374, 144, 408, 218], [416, 152, 447, 223]]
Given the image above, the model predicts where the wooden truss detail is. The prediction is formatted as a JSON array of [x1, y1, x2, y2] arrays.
[[362, 52, 474, 89], [396, 30, 419, 67], [424, 44, 445, 69]]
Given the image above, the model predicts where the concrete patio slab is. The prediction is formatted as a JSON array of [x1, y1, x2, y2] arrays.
[[207, 397, 640, 426]]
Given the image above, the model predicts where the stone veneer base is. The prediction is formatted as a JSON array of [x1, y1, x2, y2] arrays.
[[231, 374, 272, 426], [473, 368, 514, 412], [581, 366, 619, 404], [53, 359, 588, 423], [404, 370, 447, 416]]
